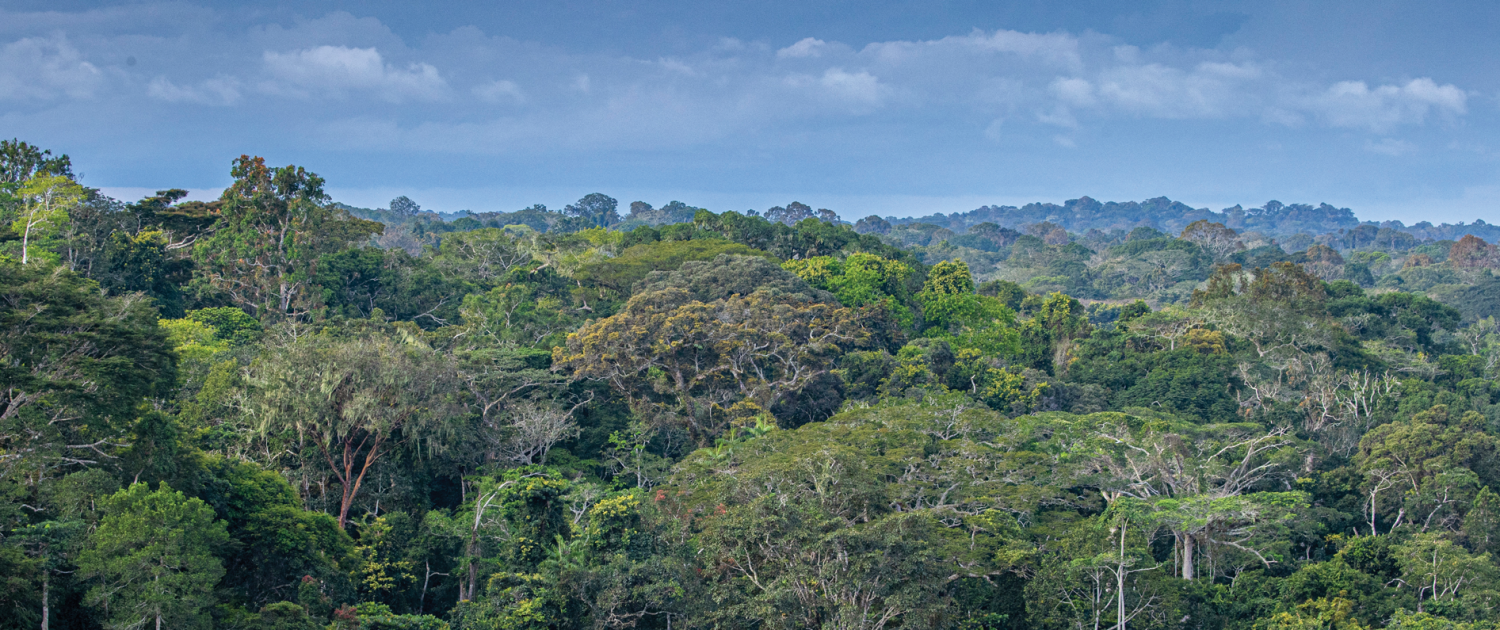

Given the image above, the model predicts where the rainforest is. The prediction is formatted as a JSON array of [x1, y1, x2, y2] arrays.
[[4, 141, 1500, 630]]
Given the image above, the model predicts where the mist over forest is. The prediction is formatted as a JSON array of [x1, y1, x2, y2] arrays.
[[4, 140, 1500, 630]]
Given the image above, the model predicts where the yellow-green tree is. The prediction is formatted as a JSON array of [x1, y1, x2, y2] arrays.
[[12, 175, 84, 265]]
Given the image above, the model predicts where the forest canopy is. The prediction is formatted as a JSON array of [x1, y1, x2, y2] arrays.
[[3, 142, 1500, 630]]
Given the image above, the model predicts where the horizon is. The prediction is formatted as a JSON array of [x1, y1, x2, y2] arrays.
[[8, 0, 1500, 224]]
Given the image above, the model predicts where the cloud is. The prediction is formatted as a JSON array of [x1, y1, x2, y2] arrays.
[[0, 35, 102, 100], [1092, 61, 1262, 118], [473, 79, 523, 104], [1301, 78, 1466, 132], [261, 45, 447, 101], [1050, 77, 1095, 107], [819, 68, 883, 105], [778, 37, 827, 59], [959, 29, 1083, 70], [148, 75, 241, 105]]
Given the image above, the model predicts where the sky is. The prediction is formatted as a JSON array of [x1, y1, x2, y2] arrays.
[[3, 0, 1499, 224]]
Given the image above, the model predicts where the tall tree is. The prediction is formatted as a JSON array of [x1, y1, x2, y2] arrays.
[[1180, 220, 1245, 261], [389, 196, 421, 217], [0, 140, 73, 184], [245, 331, 467, 528], [563, 193, 620, 229], [12, 175, 84, 265], [193, 156, 381, 320], [554, 289, 865, 444], [0, 261, 176, 482], [78, 483, 229, 630]]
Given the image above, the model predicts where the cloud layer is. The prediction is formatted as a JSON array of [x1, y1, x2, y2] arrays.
[[0, 9, 1469, 152]]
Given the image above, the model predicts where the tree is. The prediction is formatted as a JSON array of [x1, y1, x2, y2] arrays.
[[193, 156, 382, 320], [1463, 487, 1500, 556], [13, 519, 86, 630], [196, 457, 353, 607], [644, 253, 832, 304], [78, 483, 230, 630], [390, 196, 421, 217], [853, 215, 892, 235], [1090, 413, 1303, 581], [554, 289, 865, 444], [783, 253, 914, 329], [0, 261, 176, 482], [95, 229, 191, 317], [245, 332, 467, 528], [1180, 220, 1244, 261], [1356, 406, 1499, 535], [1449, 235, 1498, 270], [12, 175, 84, 265], [764, 201, 815, 226], [0, 139, 73, 184], [1393, 533, 1498, 613], [562, 193, 619, 229], [917, 260, 1020, 355]]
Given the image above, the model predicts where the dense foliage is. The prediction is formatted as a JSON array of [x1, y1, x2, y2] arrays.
[[3, 142, 1500, 629]]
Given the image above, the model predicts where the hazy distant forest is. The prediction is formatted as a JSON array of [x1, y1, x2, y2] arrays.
[[6, 138, 1500, 630]]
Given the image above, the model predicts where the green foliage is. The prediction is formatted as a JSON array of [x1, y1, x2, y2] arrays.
[[78, 482, 230, 630], [0, 260, 176, 481], [245, 331, 469, 528], [95, 229, 191, 317], [645, 252, 830, 303], [194, 156, 382, 320], [11, 146, 1500, 630], [784, 252, 915, 329], [8, 174, 83, 265], [917, 260, 1021, 355], [575, 238, 771, 302]]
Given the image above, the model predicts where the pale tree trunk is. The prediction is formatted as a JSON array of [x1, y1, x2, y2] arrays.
[[21, 212, 32, 264], [40, 572, 47, 630], [1182, 534, 1195, 581], [1117, 519, 1127, 630]]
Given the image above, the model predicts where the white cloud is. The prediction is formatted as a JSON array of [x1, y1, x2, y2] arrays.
[[778, 37, 827, 59], [473, 79, 523, 104], [148, 75, 241, 105], [818, 68, 883, 105], [1094, 61, 1262, 118], [1050, 77, 1095, 107], [960, 29, 1083, 70], [1302, 78, 1466, 132], [0, 35, 102, 100], [861, 28, 1083, 73], [261, 45, 447, 101]]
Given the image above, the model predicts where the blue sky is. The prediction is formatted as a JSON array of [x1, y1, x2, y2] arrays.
[[3, 0, 1498, 224]]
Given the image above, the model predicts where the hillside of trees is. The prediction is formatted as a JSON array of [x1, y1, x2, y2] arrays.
[[3, 139, 1500, 630]]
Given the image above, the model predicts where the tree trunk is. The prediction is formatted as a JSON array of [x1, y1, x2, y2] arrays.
[[1182, 534, 1195, 581], [1117, 520, 1127, 630], [40, 572, 47, 630], [20, 216, 31, 265], [466, 552, 479, 601]]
